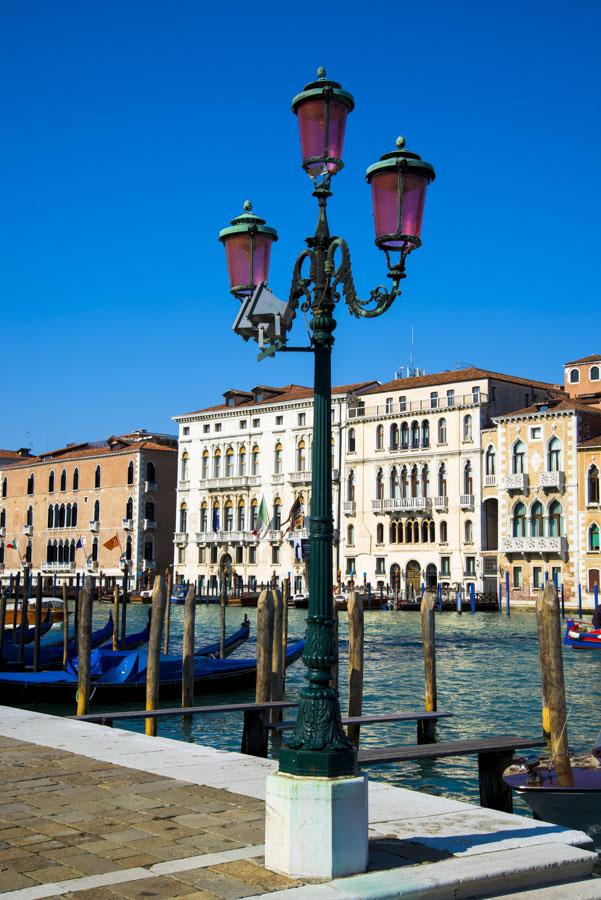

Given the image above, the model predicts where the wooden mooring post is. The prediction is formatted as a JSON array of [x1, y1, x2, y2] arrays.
[[145, 575, 167, 737], [281, 579, 289, 691], [242, 588, 273, 757], [76, 577, 94, 717], [535, 591, 551, 741], [32, 575, 43, 673], [347, 589, 364, 748], [219, 577, 227, 659], [540, 582, 574, 786], [0, 588, 7, 668], [62, 583, 69, 669], [112, 586, 119, 651], [270, 588, 284, 716], [120, 564, 128, 648], [163, 571, 172, 654], [182, 582, 196, 718], [17, 567, 29, 663], [419, 589, 437, 743]]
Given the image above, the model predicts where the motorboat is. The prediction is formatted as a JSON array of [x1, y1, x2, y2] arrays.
[[564, 619, 601, 650]]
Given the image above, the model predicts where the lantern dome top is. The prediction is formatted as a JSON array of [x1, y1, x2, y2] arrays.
[[291, 67, 355, 115], [365, 138, 436, 184], [218, 202, 278, 243]]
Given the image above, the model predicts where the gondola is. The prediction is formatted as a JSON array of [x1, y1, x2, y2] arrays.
[[0, 632, 303, 703], [1, 608, 53, 650], [564, 619, 601, 649], [0, 614, 114, 668]]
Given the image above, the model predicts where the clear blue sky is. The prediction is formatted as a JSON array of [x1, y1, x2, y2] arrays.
[[1, 0, 600, 451]]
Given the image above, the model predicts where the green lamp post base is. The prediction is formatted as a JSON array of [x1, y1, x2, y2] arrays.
[[279, 746, 357, 778]]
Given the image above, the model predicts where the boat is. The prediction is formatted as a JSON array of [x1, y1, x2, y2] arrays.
[[564, 619, 601, 649], [504, 733, 601, 832], [290, 593, 308, 608], [4, 598, 64, 627], [170, 584, 188, 604], [1, 608, 53, 652], [0, 631, 304, 703], [0, 614, 114, 668]]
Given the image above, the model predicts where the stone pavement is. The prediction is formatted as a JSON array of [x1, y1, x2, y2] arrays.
[[0, 706, 598, 899]]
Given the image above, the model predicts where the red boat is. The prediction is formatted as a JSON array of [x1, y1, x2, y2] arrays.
[[564, 619, 601, 650]]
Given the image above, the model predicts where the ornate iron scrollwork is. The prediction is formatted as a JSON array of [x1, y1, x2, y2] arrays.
[[326, 237, 403, 318]]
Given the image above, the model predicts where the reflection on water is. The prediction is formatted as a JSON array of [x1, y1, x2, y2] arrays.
[[15, 603, 601, 820]]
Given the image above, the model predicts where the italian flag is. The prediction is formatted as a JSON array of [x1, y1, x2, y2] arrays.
[[6, 540, 18, 550], [258, 497, 270, 530]]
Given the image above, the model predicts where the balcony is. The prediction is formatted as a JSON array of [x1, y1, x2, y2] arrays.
[[460, 495, 474, 510], [290, 470, 312, 485], [289, 527, 309, 541], [343, 501, 356, 515], [484, 474, 497, 487], [196, 531, 258, 545], [433, 496, 448, 511], [348, 391, 488, 419], [143, 519, 156, 530], [178, 480, 190, 492], [89, 520, 99, 532], [501, 473, 529, 492], [174, 532, 188, 545], [501, 535, 568, 556], [122, 518, 133, 531], [199, 475, 261, 491], [383, 497, 431, 513], [539, 471, 565, 492], [23, 524, 33, 537], [144, 480, 157, 493], [41, 561, 75, 573], [272, 473, 285, 485], [266, 529, 283, 542], [372, 499, 384, 513]]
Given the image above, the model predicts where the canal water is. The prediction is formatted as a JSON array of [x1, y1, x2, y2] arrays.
[[16, 603, 601, 823]]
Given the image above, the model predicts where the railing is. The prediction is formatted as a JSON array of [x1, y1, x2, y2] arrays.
[[289, 527, 309, 540], [343, 501, 356, 515], [89, 520, 99, 532], [174, 532, 188, 545], [460, 494, 475, 509], [122, 518, 133, 531], [433, 496, 448, 510], [372, 498, 384, 512], [265, 529, 282, 541], [199, 475, 261, 490], [41, 561, 75, 573], [290, 470, 312, 485], [196, 530, 259, 544], [348, 392, 488, 419], [382, 497, 431, 513], [272, 473, 285, 484], [539, 471, 565, 491], [178, 480, 190, 491], [143, 519, 156, 530], [23, 524, 33, 536], [501, 473, 529, 492], [144, 480, 157, 493], [484, 474, 497, 487], [501, 535, 568, 555]]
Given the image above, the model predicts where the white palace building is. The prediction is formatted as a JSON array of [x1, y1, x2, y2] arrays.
[[172, 367, 563, 596]]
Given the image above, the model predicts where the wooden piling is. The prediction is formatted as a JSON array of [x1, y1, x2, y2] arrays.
[[246, 588, 274, 757], [0, 589, 7, 669], [76, 577, 94, 717], [419, 589, 437, 744], [182, 583, 196, 717], [17, 568, 29, 663], [32, 576, 43, 672], [540, 582, 574, 786], [535, 591, 551, 740], [347, 589, 364, 748], [112, 586, 119, 651], [62, 583, 69, 669], [282, 579, 289, 691], [145, 575, 167, 737], [219, 578, 226, 659], [163, 571, 172, 654], [120, 564, 128, 648], [270, 589, 284, 723]]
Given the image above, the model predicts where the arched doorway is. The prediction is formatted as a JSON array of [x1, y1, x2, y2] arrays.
[[390, 563, 401, 598], [406, 560, 421, 598], [425, 563, 437, 590]]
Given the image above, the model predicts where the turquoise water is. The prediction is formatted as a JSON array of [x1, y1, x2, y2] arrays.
[[18, 603, 601, 815]]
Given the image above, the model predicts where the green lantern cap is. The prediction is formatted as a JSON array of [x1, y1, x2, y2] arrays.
[[291, 67, 355, 115], [218, 200, 279, 243], [366, 136, 436, 184]]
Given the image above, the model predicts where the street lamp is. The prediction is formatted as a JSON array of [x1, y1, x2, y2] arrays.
[[219, 67, 435, 876]]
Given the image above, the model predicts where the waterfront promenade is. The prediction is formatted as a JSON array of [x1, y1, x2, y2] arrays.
[[0, 706, 599, 898]]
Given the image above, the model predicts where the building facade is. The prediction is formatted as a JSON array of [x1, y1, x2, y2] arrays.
[[0, 430, 177, 589]]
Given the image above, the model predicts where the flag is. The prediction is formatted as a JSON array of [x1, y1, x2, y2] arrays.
[[6, 539, 18, 551], [284, 496, 303, 534], [258, 497, 270, 530], [103, 535, 120, 551], [75, 537, 86, 550]]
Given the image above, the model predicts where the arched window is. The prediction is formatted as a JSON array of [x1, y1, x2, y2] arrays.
[[179, 503, 188, 532], [72, 468, 79, 490], [1, 478, 6, 498], [347, 471, 355, 502], [200, 502, 208, 532], [70, 539, 76, 562], [27, 473, 34, 495], [591, 366, 600, 382], [224, 501, 234, 531], [408, 465, 417, 498], [406, 520, 412, 543], [213, 449, 221, 478], [512, 440, 526, 474], [225, 448, 234, 477], [126, 535, 132, 561], [400, 466, 408, 497], [274, 442, 282, 474], [512, 502, 527, 537], [421, 521, 429, 542], [72, 502, 77, 527], [146, 461, 155, 482], [237, 500, 245, 530], [273, 497, 282, 529], [26, 505, 33, 526], [411, 421, 420, 449], [239, 446, 246, 475], [429, 521, 435, 542], [588, 569, 600, 592], [389, 466, 399, 498], [547, 437, 562, 472], [127, 462, 134, 485], [570, 368, 580, 383], [54, 503, 59, 524], [438, 464, 447, 497], [485, 446, 496, 475], [48, 471, 55, 493], [93, 499, 100, 523], [348, 428, 356, 452], [530, 500, 543, 536], [421, 420, 430, 447], [145, 500, 154, 519], [413, 521, 419, 542], [59, 504, 65, 527], [297, 440, 306, 471], [376, 523, 384, 544], [463, 415, 473, 442], [421, 464, 429, 497], [375, 468, 384, 500], [48, 505, 54, 528], [202, 450, 209, 479], [347, 524, 355, 545], [397, 521, 404, 542], [376, 425, 384, 450], [181, 451, 190, 480], [94, 466, 101, 489], [390, 423, 399, 450], [438, 418, 447, 444], [589, 524, 600, 551], [549, 500, 563, 536], [251, 446, 260, 475], [465, 519, 473, 543], [588, 465, 600, 504], [60, 469, 67, 491], [401, 422, 409, 450], [25, 540, 32, 563], [464, 461, 473, 495], [66, 503, 71, 527], [250, 498, 258, 531], [389, 522, 397, 543], [92, 537, 98, 562], [126, 497, 133, 520]]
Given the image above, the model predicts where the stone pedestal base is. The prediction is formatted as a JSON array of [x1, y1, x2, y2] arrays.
[[264, 771, 368, 879]]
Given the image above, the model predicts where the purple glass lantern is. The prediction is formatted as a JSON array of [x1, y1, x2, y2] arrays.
[[218, 201, 278, 298], [291, 68, 354, 178], [366, 137, 435, 260]]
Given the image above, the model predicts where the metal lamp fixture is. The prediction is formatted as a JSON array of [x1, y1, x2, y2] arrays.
[[219, 68, 435, 779]]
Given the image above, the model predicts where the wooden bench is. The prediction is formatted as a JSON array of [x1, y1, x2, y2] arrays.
[[358, 735, 543, 813], [267, 710, 452, 746]]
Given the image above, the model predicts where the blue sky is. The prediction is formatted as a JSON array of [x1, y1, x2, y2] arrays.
[[1, 0, 600, 451]]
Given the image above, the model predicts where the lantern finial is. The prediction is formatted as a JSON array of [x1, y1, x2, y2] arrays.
[[316, 66, 327, 79], [395, 136, 406, 149], [243, 199, 253, 212]]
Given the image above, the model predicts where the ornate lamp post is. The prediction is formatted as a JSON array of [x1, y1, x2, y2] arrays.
[[219, 67, 435, 877]]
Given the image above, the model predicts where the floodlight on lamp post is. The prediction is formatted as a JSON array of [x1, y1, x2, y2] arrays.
[[219, 67, 435, 780]]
